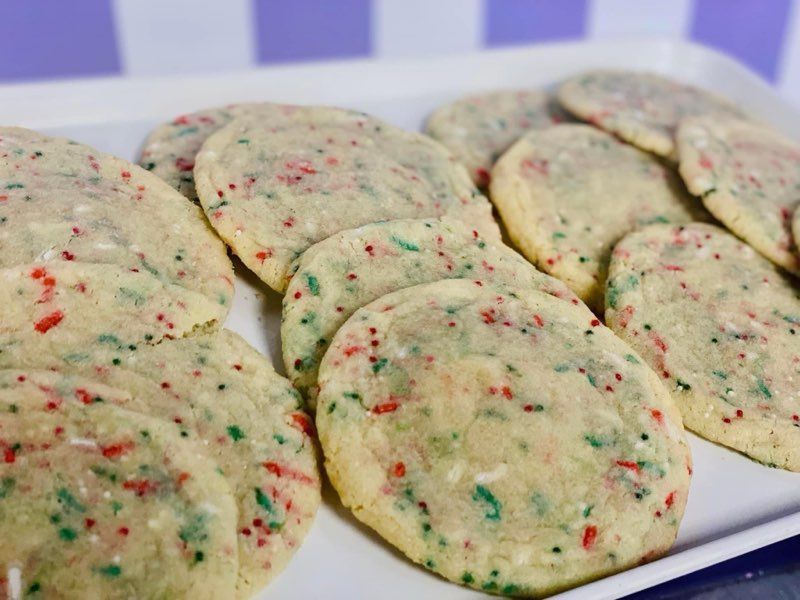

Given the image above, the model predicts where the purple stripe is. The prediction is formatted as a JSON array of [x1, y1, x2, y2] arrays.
[[485, 0, 588, 46], [0, 0, 119, 82], [254, 0, 372, 64], [690, 0, 791, 81]]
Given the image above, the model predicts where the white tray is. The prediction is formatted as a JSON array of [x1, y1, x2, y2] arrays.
[[3, 38, 799, 599]]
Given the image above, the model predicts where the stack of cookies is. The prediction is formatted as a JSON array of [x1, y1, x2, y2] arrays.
[[3, 67, 798, 598], [0, 129, 319, 598]]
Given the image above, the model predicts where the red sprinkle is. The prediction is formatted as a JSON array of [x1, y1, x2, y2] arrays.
[[372, 401, 399, 415], [393, 462, 406, 477], [34, 311, 64, 334], [582, 525, 598, 550]]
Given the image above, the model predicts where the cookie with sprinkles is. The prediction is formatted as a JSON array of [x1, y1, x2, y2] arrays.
[[0, 262, 224, 358], [0, 330, 320, 598], [676, 116, 800, 275], [0, 370, 239, 599], [317, 279, 691, 595], [138, 103, 267, 201], [425, 90, 565, 187], [490, 124, 706, 312], [282, 217, 588, 406], [606, 223, 800, 470], [194, 107, 498, 293], [0, 127, 234, 315], [558, 70, 743, 159]]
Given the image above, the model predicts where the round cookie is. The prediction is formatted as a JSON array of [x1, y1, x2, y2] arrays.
[[0, 262, 224, 357], [194, 107, 498, 293], [425, 90, 564, 187], [606, 223, 800, 471], [558, 70, 743, 159], [676, 116, 800, 275], [139, 103, 266, 201], [490, 124, 706, 312], [282, 217, 587, 405], [0, 127, 234, 314], [0, 370, 238, 599], [0, 330, 320, 597], [317, 279, 691, 596]]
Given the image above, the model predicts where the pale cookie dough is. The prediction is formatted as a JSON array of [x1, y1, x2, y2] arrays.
[[0, 262, 223, 358], [490, 124, 706, 312], [606, 223, 800, 471], [0, 330, 320, 597], [0, 127, 233, 314], [194, 106, 498, 292], [317, 279, 691, 596], [558, 70, 743, 159], [677, 116, 800, 275], [425, 90, 565, 187], [282, 218, 587, 405], [0, 370, 239, 599]]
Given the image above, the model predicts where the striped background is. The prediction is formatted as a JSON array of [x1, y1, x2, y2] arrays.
[[2, 0, 800, 103]]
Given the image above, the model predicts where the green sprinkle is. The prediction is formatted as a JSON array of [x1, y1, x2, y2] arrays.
[[255, 487, 273, 512], [461, 572, 474, 584], [583, 504, 593, 518], [473, 485, 502, 521], [179, 513, 209, 543], [371, 358, 388, 373], [756, 379, 772, 399], [624, 354, 640, 364], [586, 373, 597, 387], [58, 527, 77, 541], [391, 236, 420, 252], [96, 564, 122, 578], [194, 551, 204, 563], [531, 492, 549, 516], [56, 488, 86, 513], [552, 546, 561, 553], [226, 425, 245, 441], [304, 273, 320, 296], [27, 582, 41, 593], [584, 434, 611, 448], [0, 477, 15, 499]]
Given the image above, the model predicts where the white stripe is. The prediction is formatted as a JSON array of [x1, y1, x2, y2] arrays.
[[111, 0, 256, 77], [373, 0, 482, 59], [587, 0, 695, 39], [777, 0, 800, 105]]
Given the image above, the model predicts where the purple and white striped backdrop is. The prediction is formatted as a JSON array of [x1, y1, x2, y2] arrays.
[[1, 0, 799, 102]]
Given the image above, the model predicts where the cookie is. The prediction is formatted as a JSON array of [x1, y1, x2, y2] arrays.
[[490, 124, 705, 312], [606, 223, 800, 471], [194, 106, 498, 292], [425, 90, 564, 187], [0, 262, 223, 358], [139, 103, 266, 201], [676, 116, 800, 275], [282, 217, 587, 405], [0, 127, 233, 314], [316, 279, 691, 595], [558, 70, 743, 159], [0, 330, 320, 597], [0, 370, 239, 599]]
